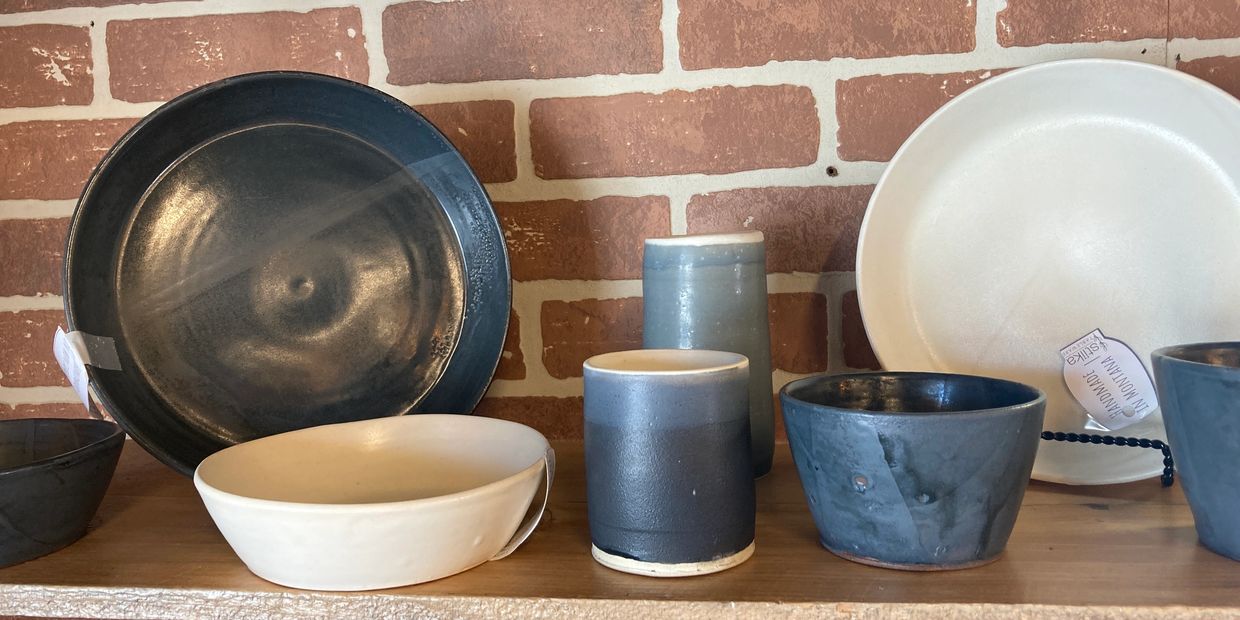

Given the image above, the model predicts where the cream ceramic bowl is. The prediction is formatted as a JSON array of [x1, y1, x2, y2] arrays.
[[194, 415, 553, 591]]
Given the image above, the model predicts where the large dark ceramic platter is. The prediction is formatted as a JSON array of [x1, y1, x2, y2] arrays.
[[64, 72, 509, 475]]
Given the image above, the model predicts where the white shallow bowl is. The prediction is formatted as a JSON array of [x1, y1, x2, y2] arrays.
[[194, 415, 553, 591]]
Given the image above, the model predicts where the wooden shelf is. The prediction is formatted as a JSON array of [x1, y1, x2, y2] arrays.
[[1, 440, 1237, 618]]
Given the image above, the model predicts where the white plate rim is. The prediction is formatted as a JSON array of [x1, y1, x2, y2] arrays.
[[854, 58, 1240, 485]]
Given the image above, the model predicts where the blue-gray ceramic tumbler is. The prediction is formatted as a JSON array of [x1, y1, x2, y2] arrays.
[[781, 372, 1045, 570], [584, 349, 756, 577], [1151, 342, 1240, 561], [642, 231, 775, 477]]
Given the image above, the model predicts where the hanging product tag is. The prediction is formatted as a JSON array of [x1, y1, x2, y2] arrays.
[[1059, 329, 1158, 432], [53, 327, 122, 411]]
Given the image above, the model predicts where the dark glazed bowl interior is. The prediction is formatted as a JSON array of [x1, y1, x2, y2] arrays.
[[1152, 342, 1240, 369], [782, 371, 1044, 415], [0, 418, 125, 568]]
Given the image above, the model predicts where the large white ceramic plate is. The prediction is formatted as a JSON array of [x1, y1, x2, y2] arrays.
[[857, 59, 1240, 485]]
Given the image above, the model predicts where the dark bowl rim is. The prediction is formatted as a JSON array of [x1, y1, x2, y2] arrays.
[[0, 418, 125, 478], [1151, 341, 1240, 369], [778, 371, 1047, 418]]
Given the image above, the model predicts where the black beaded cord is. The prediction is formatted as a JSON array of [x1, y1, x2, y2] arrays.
[[1040, 431, 1175, 487]]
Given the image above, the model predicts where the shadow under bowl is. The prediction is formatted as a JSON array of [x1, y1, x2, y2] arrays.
[[779, 372, 1045, 570], [0, 418, 125, 568]]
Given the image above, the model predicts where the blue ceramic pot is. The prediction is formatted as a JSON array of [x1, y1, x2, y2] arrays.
[[642, 232, 774, 477], [584, 349, 755, 577], [1151, 342, 1240, 561], [780, 372, 1045, 570]]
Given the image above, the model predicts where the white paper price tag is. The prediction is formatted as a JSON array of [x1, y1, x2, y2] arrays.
[[1060, 329, 1158, 432], [53, 326, 92, 410]]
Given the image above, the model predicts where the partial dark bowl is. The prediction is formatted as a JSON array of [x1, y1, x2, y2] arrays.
[[0, 418, 125, 568], [780, 371, 1045, 570]]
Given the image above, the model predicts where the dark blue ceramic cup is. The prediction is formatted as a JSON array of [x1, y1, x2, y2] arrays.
[[1151, 342, 1240, 561], [583, 349, 755, 577], [781, 371, 1045, 570]]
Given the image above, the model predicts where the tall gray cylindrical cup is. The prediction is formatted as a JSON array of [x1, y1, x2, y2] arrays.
[[584, 349, 756, 577], [642, 231, 774, 477], [1151, 342, 1240, 562]]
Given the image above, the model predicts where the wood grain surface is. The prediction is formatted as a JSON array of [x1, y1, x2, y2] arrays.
[[0, 440, 1237, 619]]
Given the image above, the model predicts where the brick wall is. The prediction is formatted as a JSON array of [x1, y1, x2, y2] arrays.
[[2, 0, 1239, 438]]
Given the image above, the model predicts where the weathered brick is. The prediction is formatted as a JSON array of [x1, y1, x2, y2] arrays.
[[768, 293, 828, 373], [383, 0, 661, 85], [0, 218, 68, 296], [1178, 56, 1240, 100], [531, 86, 818, 179], [997, 0, 1165, 47], [107, 8, 367, 103], [1172, 0, 1240, 39], [842, 290, 881, 370], [837, 70, 1001, 162], [473, 396, 583, 440], [495, 309, 525, 381], [1, 0, 186, 13], [497, 196, 670, 281], [0, 403, 88, 420], [541, 298, 642, 380], [0, 310, 69, 388], [0, 119, 134, 200], [0, 24, 91, 108], [686, 185, 872, 273], [416, 100, 516, 184], [679, 0, 975, 70]]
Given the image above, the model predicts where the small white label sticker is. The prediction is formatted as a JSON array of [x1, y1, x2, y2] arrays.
[[1060, 329, 1158, 432], [53, 326, 92, 410]]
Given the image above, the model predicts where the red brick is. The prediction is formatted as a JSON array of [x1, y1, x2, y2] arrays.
[[107, 8, 367, 103], [541, 298, 642, 380], [679, 0, 974, 70], [1172, 0, 1240, 39], [1, 0, 185, 13], [531, 86, 818, 179], [473, 396, 583, 440], [997, 0, 1165, 47], [0, 119, 134, 200], [0, 24, 91, 108], [0, 310, 69, 388], [837, 70, 1002, 162], [686, 185, 872, 273], [1179, 56, 1240, 100], [416, 100, 516, 184], [383, 0, 661, 85], [842, 290, 881, 370], [0, 403, 89, 420], [495, 309, 525, 381], [498, 196, 670, 281], [0, 219, 68, 296], [768, 293, 828, 373]]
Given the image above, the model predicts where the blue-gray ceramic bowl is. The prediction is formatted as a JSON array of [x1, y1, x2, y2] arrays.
[[781, 372, 1045, 570], [1151, 342, 1240, 561]]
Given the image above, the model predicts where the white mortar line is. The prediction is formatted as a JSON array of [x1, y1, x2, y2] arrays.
[[357, 0, 390, 87], [667, 189, 690, 235], [1168, 37, 1240, 63], [510, 95, 536, 184], [659, 0, 682, 74], [0, 296, 63, 312], [0, 200, 76, 219], [975, 0, 1003, 54], [512, 279, 643, 302], [0, 0, 363, 26], [483, 170, 880, 204], [87, 14, 111, 107], [0, 386, 78, 404]]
